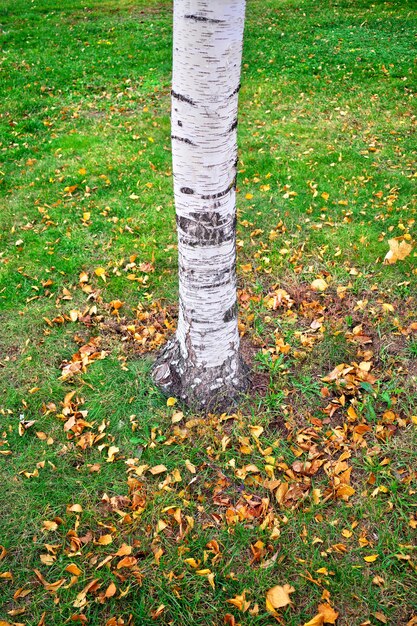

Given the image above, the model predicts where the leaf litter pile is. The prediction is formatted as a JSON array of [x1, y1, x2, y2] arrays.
[[2, 272, 417, 625], [0, 0, 416, 625]]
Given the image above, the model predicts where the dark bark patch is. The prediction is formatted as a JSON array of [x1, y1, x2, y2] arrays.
[[223, 301, 238, 323], [180, 187, 194, 195], [171, 90, 196, 106], [177, 120, 183, 127], [177, 211, 233, 246], [201, 177, 236, 200], [171, 135, 195, 146], [184, 14, 224, 24], [229, 118, 238, 132]]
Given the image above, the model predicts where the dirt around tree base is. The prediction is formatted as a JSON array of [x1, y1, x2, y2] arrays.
[[151, 335, 250, 412]]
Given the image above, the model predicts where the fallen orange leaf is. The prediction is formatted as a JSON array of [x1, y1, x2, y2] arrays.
[[304, 615, 324, 626], [318, 603, 339, 624]]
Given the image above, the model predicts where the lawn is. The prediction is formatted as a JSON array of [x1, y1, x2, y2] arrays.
[[0, 0, 416, 624]]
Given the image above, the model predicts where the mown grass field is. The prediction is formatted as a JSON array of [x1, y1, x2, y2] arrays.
[[1, 0, 416, 624]]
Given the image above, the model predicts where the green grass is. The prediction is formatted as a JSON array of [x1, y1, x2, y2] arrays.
[[1, 0, 417, 625]]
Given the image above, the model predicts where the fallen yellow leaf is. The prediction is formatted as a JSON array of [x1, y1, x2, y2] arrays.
[[67, 504, 83, 513], [266, 584, 295, 610], [115, 544, 132, 557], [94, 267, 107, 281], [149, 464, 167, 475], [249, 425, 264, 438], [107, 446, 119, 462], [227, 591, 250, 612], [384, 238, 412, 264], [185, 459, 196, 473], [96, 534, 113, 546], [311, 278, 328, 292]]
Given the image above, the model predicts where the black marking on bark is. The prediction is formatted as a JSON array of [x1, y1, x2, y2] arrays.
[[184, 14, 224, 24], [223, 301, 238, 323], [229, 83, 241, 98], [178, 265, 234, 287], [171, 90, 196, 106], [197, 278, 233, 289], [177, 211, 233, 246], [179, 234, 235, 248], [171, 135, 195, 146], [229, 118, 238, 132], [234, 158, 239, 170], [201, 178, 236, 200], [178, 120, 183, 127], [180, 187, 194, 195]]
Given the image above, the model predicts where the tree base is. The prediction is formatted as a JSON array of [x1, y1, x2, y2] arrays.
[[151, 336, 249, 412]]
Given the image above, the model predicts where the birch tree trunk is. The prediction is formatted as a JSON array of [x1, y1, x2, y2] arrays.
[[152, 0, 248, 410]]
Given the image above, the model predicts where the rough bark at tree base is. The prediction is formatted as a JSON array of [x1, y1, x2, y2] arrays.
[[152, 337, 249, 412]]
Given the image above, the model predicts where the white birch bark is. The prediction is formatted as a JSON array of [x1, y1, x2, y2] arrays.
[[152, 0, 248, 409]]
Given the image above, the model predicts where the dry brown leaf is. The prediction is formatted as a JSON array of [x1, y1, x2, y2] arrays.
[[151, 605, 166, 619], [73, 579, 101, 608], [117, 556, 138, 569], [70, 615, 88, 623], [13, 588, 32, 600]]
